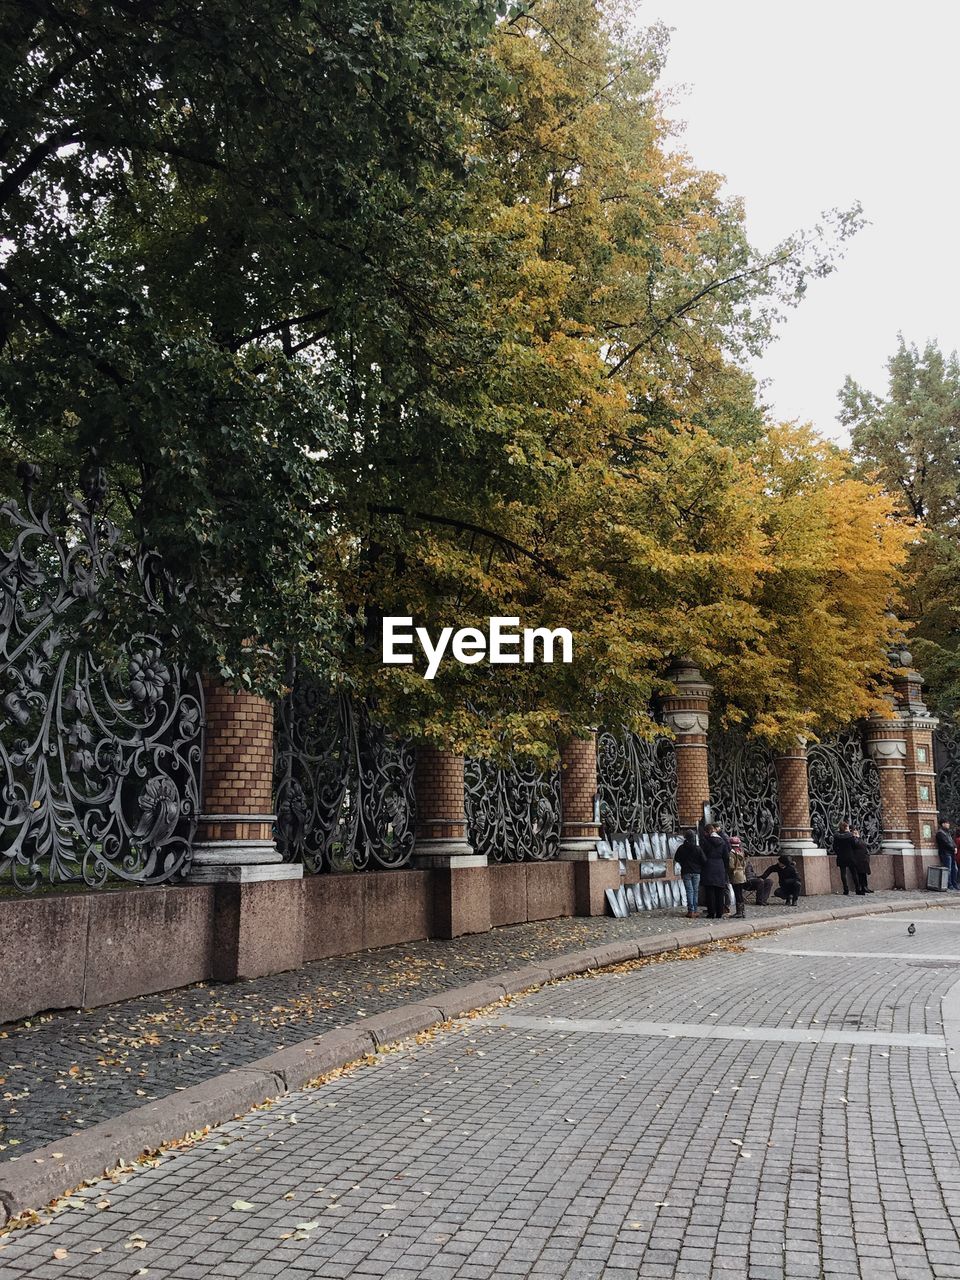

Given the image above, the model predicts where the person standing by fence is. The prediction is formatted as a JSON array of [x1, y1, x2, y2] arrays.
[[937, 819, 959, 890], [832, 821, 855, 895], [848, 827, 872, 895], [700, 823, 731, 919], [675, 828, 705, 919], [728, 835, 747, 919]]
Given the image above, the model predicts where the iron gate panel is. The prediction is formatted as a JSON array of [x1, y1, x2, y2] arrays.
[[0, 474, 203, 889], [464, 757, 561, 862], [596, 730, 678, 836], [707, 731, 780, 858], [274, 674, 416, 873], [808, 729, 883, 853], [934, 723, 960, 828]]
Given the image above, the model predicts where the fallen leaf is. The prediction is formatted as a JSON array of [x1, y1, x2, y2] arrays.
[[231, 1200, 256, 1212], [53, 1248, 69, 1261]]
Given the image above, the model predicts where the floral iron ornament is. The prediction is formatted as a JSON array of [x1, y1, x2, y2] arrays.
[[274, 664, 416, 873], [0, 464, 203, 890], [464, 755, 561, 863]]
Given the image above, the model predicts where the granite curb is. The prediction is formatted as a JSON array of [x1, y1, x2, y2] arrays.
[[1, 894, 955, 1225]]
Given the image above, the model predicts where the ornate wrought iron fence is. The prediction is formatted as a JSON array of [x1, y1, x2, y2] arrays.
[[0, 470, 203, 890], [274, 671, 416, 872], [597, 729, 678, 836], [808, 729, 883, 852], [707, 730, 780, 858], [464, 757, 561, 862], [934, 723, 960, 828]]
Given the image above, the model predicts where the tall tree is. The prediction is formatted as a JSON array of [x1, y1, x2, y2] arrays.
[[0, 0, 502, 686], [0, 0, 908, 755], [841, 336, 960, 713]]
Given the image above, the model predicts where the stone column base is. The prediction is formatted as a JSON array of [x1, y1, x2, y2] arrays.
[[573, 858, 621, 915], [413, 839, 486, 870], [880, 841, 920, 889], [429, 865, 491, 939], [557, 838, 601, 862], [211, 878, 306, 981], [912, 851, 941, 891], [186, 841, 304, 885], [780, 841, 832, 896]]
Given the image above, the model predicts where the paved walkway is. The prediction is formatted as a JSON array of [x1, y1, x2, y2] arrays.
[[0, 890, 944, 1161], [1, 910, 959, 1278]]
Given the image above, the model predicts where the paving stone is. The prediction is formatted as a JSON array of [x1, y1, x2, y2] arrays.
[[2, 909, 960, 1278]]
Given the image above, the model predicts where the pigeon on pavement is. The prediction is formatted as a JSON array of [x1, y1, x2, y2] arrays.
[[907, 922, 916, 936]]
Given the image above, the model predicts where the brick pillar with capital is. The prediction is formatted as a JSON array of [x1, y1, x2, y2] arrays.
[[413, 745, 489, 938], [660, 660, 712, 829], [773, 740, 831, 895], [864, 708, 915, 888], [189, 676, 304, 982], [893, 667, 940, 884], [556, 732, 619, 915]]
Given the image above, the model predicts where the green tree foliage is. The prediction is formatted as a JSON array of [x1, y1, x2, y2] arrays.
[[0, 0, 907, 753], [0, 0, 502, 685], [841, 336, 960, 714]]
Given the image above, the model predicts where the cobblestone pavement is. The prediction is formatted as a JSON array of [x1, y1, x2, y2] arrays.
[[0, 889, 945, 1161], [2, 911, 960, 1279]]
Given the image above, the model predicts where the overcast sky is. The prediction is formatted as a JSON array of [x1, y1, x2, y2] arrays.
[[639, 0, 960, 441]]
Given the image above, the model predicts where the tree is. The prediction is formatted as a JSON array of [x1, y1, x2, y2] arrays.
[[1, 0, 907, 756], [0, 0, 503, 686], [841, 336, 960, 714], [342, 0, 900, 753]]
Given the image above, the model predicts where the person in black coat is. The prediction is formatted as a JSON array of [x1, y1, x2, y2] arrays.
[[700, 824, 730, 919], [832, 821, 855, 896], [847, 827, 871, 895], [762, 854, 801, 905]]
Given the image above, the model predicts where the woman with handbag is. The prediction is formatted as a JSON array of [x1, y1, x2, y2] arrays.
[[728, 835, 747, 919]]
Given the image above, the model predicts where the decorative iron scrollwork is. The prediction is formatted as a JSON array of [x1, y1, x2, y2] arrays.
[[808, 729, 883, 852], [274, 672, 415, 872], [934, 724, 960, 827], [464, 757, 561, 862], [0, 473, 203, 890], [707, 731, 780, 858], [596, 730, 678, 836]]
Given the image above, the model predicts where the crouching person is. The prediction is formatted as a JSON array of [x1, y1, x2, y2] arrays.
[[762, 854, 802, 906]]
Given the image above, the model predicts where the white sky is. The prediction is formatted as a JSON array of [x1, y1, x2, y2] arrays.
[[638, 0, 960, 441]]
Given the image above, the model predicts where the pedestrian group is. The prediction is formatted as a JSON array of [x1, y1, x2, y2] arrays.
[[673, 820, 875, 920]]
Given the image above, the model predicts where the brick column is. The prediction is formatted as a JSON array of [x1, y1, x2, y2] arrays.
[[556, 733, 618, 916], [773, 741, 830, 894], [863, 707, 915, 887], [893, 668, 940, 883], [189, 677, 304, 982], [413, 746, 488, 939], [661, 660, 712, 828], [189, 678, 299, 881], [558, 735, 602, 857]]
